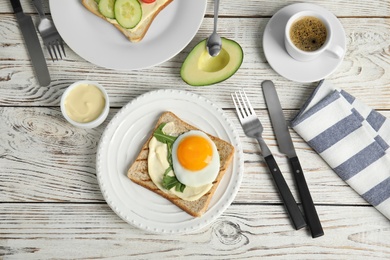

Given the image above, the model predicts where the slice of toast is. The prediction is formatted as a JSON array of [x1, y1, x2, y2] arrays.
[[81, 0, 173, 42], [127, 111, 235, 217]]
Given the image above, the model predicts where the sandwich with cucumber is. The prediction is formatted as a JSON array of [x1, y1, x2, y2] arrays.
[[82, 0, 173, 42]]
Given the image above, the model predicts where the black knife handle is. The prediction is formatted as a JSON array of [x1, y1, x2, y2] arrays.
[[10, 0, 23, 13], [290, 156, 324, 238], [264, 155, 306, 230]]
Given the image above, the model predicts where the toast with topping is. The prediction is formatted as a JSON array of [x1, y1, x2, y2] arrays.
[[81, 0, 173, 42], [127, 111, 235, 217]]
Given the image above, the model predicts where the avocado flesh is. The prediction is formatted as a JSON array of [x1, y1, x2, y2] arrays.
[[181, 38, 243, 86]]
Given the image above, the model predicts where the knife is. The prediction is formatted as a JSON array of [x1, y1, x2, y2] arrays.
[[261, 80, 324, 238], [10, 0, 50, 86]]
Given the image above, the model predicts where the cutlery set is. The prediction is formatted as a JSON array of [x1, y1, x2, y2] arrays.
[[232, 82, 324, 238], [10, 0, 65, 86], [232, 89, 307, 231]]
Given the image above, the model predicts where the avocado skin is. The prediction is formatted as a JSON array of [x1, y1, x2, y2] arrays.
[[180, 38, 244, 86]]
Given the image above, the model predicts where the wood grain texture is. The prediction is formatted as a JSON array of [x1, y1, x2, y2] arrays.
[[1, 0, 389, 258], [0, 107, 372, 205], [0, 204, 389, 259], [1, 16, 390, 109]]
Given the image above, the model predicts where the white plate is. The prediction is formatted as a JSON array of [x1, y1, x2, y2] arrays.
[[263, 3, 346, 83], [49, 0, 206, 70], [96, 89, 244, 234]]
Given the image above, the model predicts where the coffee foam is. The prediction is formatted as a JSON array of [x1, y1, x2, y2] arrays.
[[289, 16, 327, 52]]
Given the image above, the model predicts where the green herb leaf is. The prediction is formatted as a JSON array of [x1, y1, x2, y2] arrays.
[[163, 175, 179, 190], [175, 182, 186, 193], [153, 123, 177, 144], [154, 123, 185, 193], [167, 142, 173, 165], [162, 169, 186, 192], [163, 166, 172, 177]]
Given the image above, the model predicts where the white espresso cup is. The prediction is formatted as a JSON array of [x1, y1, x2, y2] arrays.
[[284, 10, 344, 62]]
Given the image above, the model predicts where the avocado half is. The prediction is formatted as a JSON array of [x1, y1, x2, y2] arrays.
[[180, 38, 243, 86]]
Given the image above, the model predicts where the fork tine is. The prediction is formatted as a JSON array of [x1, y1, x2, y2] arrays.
[[242, 89, 256, 115], [238, 89, 251, 117], [55, 41, 63, 60], [60, 40, 66, 57], [46, 44, 55, 62], [51, 44, 58, 61], [233, 91, 246, 119], [231, 93, 242, 120]]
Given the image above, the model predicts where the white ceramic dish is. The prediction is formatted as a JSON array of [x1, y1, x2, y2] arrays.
[[96, 89, 244, 234], [49, 0, 207, 70], [61, 80, 109, 129], [263, 3, 346, 83]]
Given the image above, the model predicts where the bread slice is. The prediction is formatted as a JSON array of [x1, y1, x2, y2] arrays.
[[81, 0, 173, 42], [127, 111, 235, 217]]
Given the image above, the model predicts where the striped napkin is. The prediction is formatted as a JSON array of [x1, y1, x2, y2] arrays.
[[291, 80, 390, 220]]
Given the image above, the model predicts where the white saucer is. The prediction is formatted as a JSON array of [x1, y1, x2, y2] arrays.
[[263, 3, 346, 83]]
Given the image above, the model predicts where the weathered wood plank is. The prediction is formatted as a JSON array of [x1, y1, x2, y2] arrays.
[[0, 107, 378, 205], [1, 16, 390, 109], [0, 203, 389, 259]]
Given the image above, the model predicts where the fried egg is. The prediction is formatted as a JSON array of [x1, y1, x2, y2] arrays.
[[172, 130, 220, 187]]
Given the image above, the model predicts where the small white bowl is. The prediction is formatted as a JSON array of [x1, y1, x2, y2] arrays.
[[61, 80, 110, 129]]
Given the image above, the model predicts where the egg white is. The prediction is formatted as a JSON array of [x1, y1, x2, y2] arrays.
[[172, 130, 220, 187]]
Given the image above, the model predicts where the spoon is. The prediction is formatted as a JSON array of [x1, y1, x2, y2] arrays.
[[206, 0, 222, 57]]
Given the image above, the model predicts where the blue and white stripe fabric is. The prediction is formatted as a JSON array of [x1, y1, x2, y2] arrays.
[[291, 80, 390, 220]]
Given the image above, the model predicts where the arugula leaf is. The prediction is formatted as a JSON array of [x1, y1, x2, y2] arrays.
[[167, 142, 173, 165], [153, 123, 186, 193], [163, 175, 186, 192], [163, 175, 179, 190], [163, 166, 172, 177], [175, 182, 186, 193], [162, 166, 186, 192], [153, 123, 177, 144]]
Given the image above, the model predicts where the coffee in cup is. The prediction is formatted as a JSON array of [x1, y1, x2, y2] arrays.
[[284, 11, 344, 62], [289, 16, 327, 52]]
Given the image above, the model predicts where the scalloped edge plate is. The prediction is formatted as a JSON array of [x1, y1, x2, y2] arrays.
[[96, 89, 244, 234]]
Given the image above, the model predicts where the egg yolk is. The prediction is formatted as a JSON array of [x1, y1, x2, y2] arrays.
[[177, 135, 213, 171]]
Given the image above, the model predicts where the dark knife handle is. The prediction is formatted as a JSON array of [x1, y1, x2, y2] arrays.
[[290, 156, 324, 238], [264, 155, 306, 230], [10, 0, 23, 13]]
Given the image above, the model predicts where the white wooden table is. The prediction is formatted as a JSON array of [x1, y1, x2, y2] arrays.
[[1, 0, 389, 259]]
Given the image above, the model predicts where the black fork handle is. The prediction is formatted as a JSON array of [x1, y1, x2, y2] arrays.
[[264, 154, 307, 230]]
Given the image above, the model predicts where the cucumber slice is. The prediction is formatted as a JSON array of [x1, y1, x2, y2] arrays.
[[99, 0, 115, 19], [114, 0, 142, 29]]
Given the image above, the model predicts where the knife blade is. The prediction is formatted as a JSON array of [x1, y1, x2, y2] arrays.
[[10, 0, 50, 86], [262, 80, 324, 238]]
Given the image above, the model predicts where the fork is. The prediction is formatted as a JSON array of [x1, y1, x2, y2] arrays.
[[232, 89, 306, 230], [32, 0, 65, 61]]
